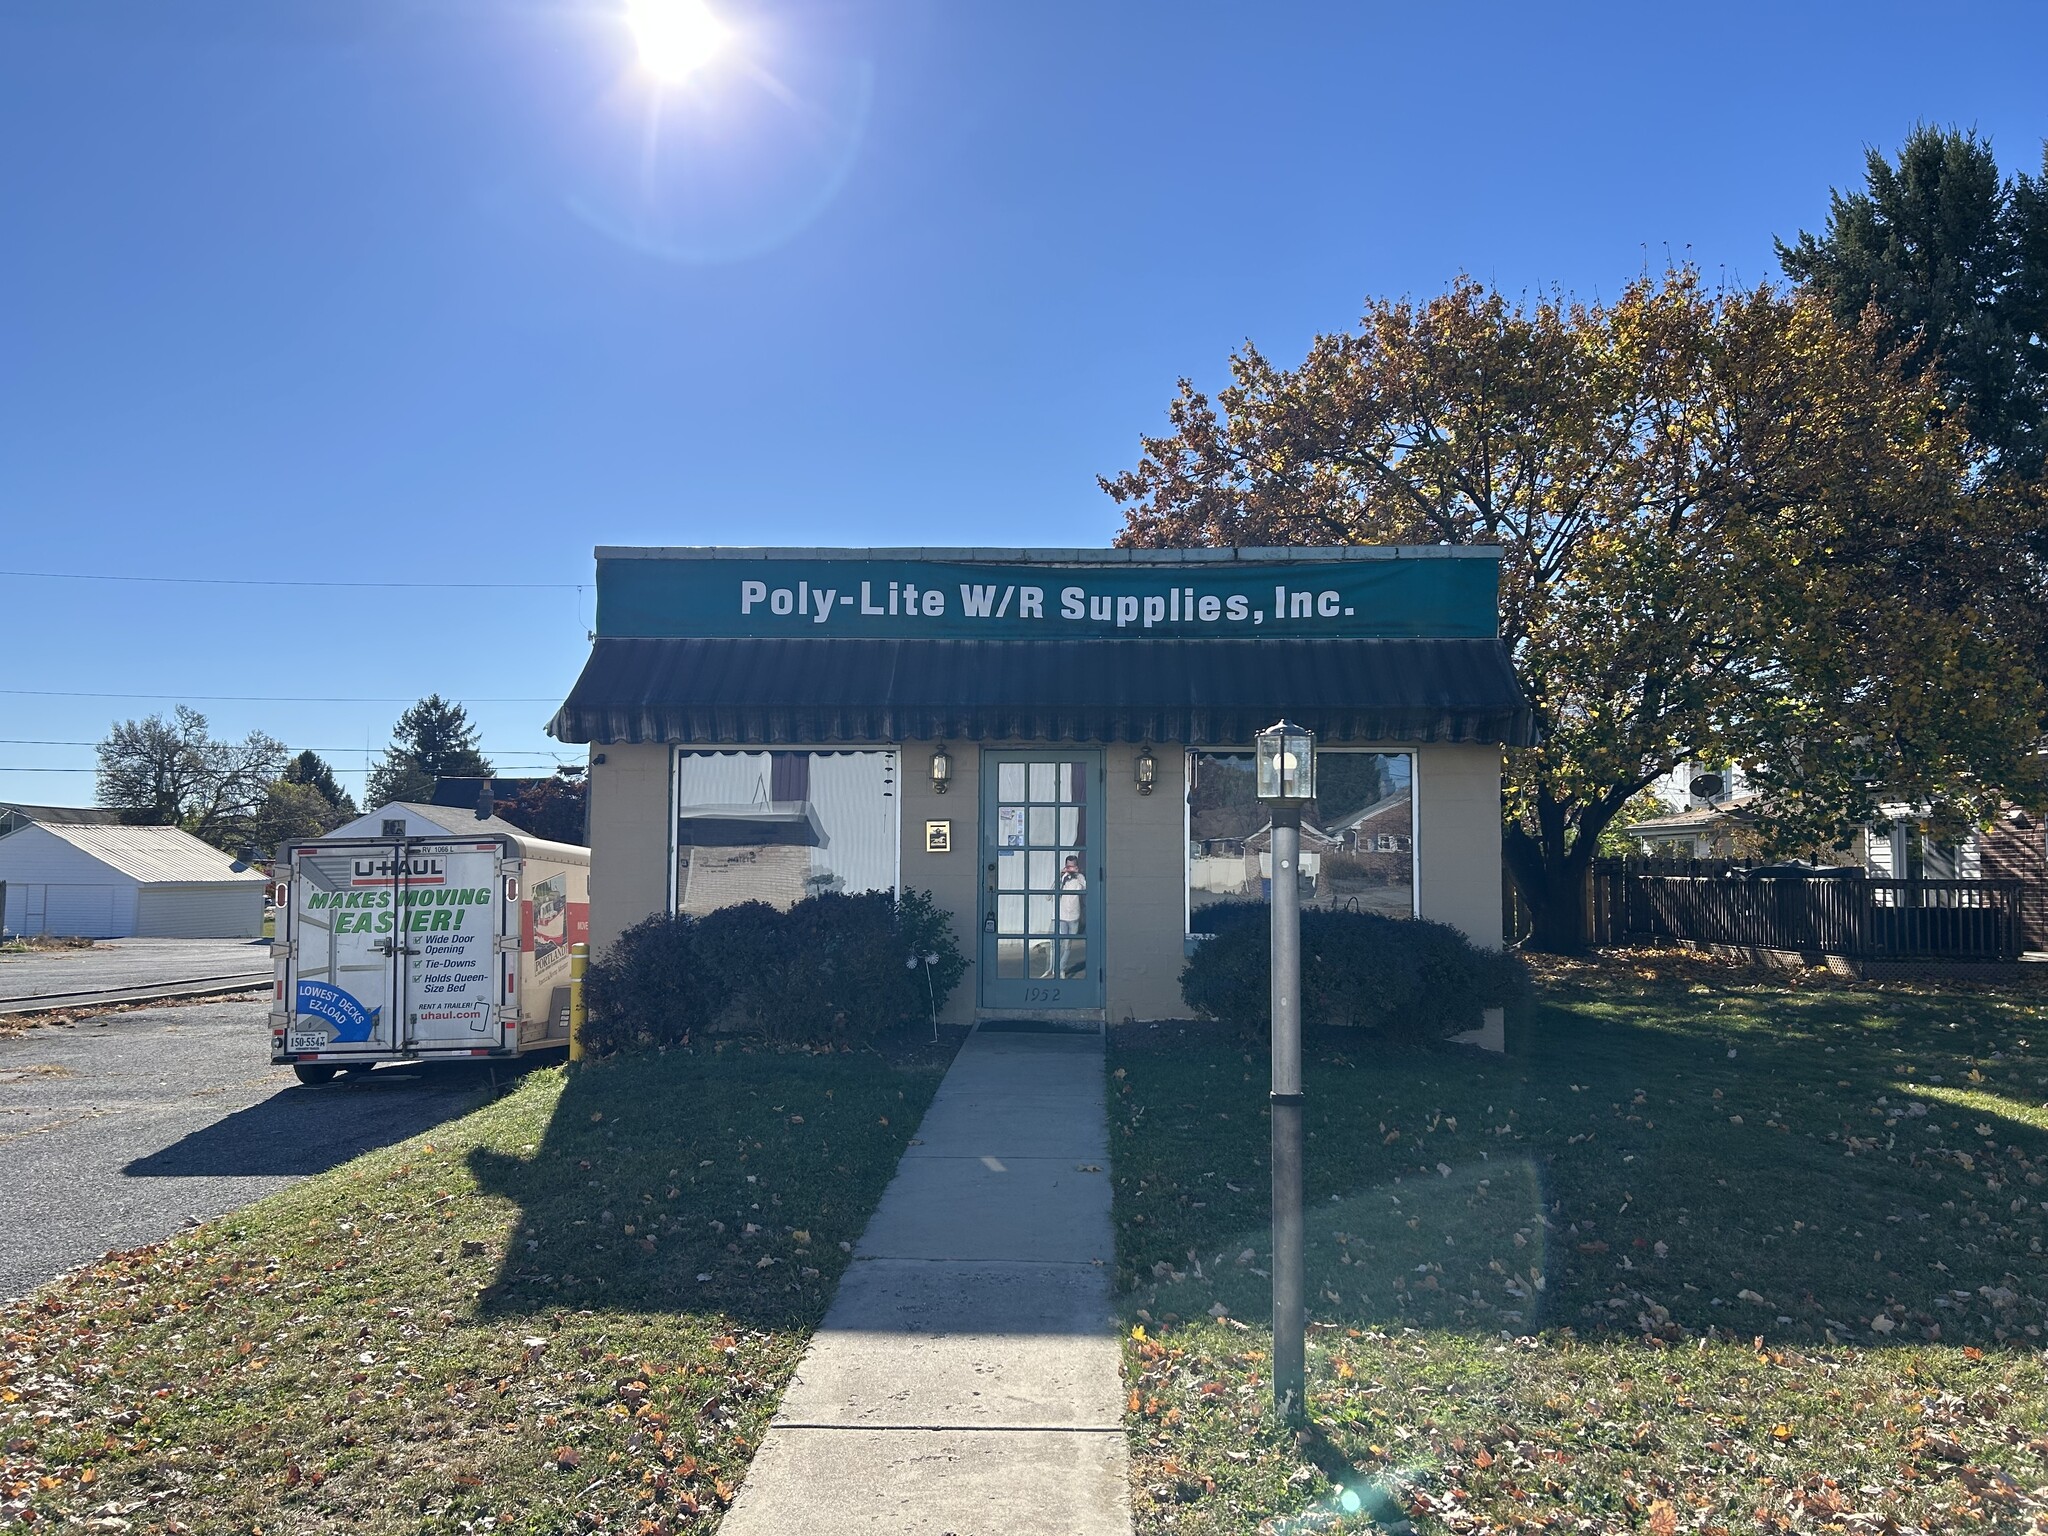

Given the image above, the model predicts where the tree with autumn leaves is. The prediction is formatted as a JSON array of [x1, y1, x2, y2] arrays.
[[1104, 269, 2045, 951]]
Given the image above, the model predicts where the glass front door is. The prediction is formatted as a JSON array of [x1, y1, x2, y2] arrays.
[[979, 750, 1103, 1010]]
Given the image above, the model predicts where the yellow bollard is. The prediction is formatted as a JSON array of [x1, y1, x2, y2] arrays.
[[568, 941, 589, 1062]]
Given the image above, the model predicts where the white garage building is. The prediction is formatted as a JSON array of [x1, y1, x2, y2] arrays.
[[0, 822, 268, 938]]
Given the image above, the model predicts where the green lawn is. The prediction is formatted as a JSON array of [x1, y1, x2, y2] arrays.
[[1111, 957, 2048, 1533], [0, 1034, 955, 1533]]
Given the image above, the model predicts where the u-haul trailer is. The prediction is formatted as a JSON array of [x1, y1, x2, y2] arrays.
[[269, 819, 589, 1085]]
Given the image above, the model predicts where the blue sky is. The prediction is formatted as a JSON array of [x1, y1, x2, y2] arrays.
[[2, 0, 2044, 805]]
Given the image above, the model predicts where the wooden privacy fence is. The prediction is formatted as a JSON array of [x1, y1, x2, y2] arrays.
[[1586, 859, 2025, 963]]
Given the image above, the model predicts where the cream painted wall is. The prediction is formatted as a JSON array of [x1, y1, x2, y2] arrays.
[[898, 741, 981, 1026], [585, 742, 671, 955], [1415, 742, 1505, 949], [896, 741, 1189, 1023], [582, 737, 1505, 1014], [1102, 743, 1189, 1022]]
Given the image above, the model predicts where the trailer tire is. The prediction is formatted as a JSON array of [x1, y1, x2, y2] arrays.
[[293, 1064, 340, 1087]]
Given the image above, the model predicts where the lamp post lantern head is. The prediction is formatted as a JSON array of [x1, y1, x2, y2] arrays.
[[930, 743, 953, 795], [1255, 719, 1316, 806], [1134, 744, 1157, 795]]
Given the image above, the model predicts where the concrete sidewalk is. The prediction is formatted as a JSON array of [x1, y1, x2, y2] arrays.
[[721, 1026, 1132, 1536]]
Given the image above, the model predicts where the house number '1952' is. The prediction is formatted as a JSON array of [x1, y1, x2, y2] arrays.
[[1022, 986, 1063, 1003]]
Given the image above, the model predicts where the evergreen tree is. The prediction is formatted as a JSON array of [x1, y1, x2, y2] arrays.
[[281, 749, 357, 815], [365, 696, 492, 807], [1779, 125, 2048, 480]]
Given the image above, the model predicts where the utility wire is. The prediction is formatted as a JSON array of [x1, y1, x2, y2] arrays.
[[0, 739, 570, 752], [0, 568, 583, 592], [0, 689, 562, 703]]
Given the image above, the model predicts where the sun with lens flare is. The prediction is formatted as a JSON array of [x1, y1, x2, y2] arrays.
[[628, 0, 730, 82]]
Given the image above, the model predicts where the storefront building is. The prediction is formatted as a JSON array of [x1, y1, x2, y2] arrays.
[[550, 546, 1534, 1025]]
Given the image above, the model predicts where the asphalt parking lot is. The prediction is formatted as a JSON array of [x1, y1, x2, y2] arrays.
[[0, 998, 516, 1301], [0, 937, 273, 1005]]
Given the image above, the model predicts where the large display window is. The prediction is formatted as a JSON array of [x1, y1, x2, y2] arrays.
[[671, 750, 899, 915], [1186, 750, 1414, 932]]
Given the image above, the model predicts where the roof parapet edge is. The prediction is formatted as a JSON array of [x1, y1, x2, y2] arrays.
[[591, 544, 1503, 563]]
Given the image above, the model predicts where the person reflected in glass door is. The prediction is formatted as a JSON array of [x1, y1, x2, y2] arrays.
[[1058, 854, 1087, 977]]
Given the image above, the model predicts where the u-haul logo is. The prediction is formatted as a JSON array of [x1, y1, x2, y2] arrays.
[[351, 856, 447, 887]]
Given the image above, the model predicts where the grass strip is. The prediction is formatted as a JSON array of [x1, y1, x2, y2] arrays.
[[1, 1032, 955, 1533], [1111, 958, 2048, 1533]]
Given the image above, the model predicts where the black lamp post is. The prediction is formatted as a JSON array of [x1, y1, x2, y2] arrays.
[[1255, 717, 1315, 1420]]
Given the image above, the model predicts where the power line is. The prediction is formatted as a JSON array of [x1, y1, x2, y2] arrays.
[[0, 739, 572, 752], [0, 689, 562, 703], [0, 568, 583, 592]]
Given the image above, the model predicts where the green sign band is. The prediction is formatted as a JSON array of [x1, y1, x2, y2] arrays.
[[597, 554, 1499, 641]]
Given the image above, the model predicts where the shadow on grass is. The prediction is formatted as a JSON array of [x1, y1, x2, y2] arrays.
[[122, 1061, 518, 1178], [1113, 971, 2048, 1353], [463, 1031, 960, 1331]]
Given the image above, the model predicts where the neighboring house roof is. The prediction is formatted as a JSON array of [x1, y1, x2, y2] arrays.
[[322, 801, 533, 841], [0, 802, 126, 828], [29, 823, 268, 884], [1629, 796, 1761, 838], [1325, 788, 1412, 835]]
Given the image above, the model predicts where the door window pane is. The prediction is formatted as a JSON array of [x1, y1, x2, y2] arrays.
[[1060, 938, 1087, 979], [998, 807, 1027, 847], [1029, 762, 1056, 801], [1028, 894, 1056, 934], [999, 762, 1026, 800], [1029, 938, 1057, 978], [1028, 806, 1057, 846], [998, 850, 1026, 889], [1028, 850, 1057, 890], [1186, 751, 1414, 933], [997, 938, 1026, 977], [1059, 806, 1082, 844], [1059, 762, 1086, 803], [997, 894, 1026, 935]]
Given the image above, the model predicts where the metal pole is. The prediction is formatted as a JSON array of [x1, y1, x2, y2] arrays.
[[568, 941, 589, 1062], [1269, 803, 1305, 1419]]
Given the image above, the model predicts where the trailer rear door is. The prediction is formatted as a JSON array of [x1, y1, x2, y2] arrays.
[[399, 842, 504, 1050], [286, 842, 403, 1056]]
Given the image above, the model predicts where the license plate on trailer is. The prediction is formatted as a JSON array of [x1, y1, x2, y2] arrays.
[[287, 1029, 331, 1053]]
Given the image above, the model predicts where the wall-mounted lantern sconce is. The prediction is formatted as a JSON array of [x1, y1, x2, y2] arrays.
[[1134, 744, 1157, 795], [930, 743, 953, 795]]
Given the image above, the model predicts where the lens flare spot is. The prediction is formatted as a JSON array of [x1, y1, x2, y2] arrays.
[[628, 0, 729, 82]]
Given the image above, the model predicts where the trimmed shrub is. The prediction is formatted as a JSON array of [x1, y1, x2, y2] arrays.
[[580, 912, 728, 1055], [1181, 902, 1526, 1045], [582, 889, 967, 1053]]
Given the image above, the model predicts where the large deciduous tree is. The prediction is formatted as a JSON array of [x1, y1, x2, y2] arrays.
[[365, 695, 492, 808], [95, 706, 289, 850], [1103, 269, 2045, 951]]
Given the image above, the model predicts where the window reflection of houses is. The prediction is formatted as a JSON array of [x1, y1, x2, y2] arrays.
[[674, 750, 896, 915], [1186, 755, 1415, 924]]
